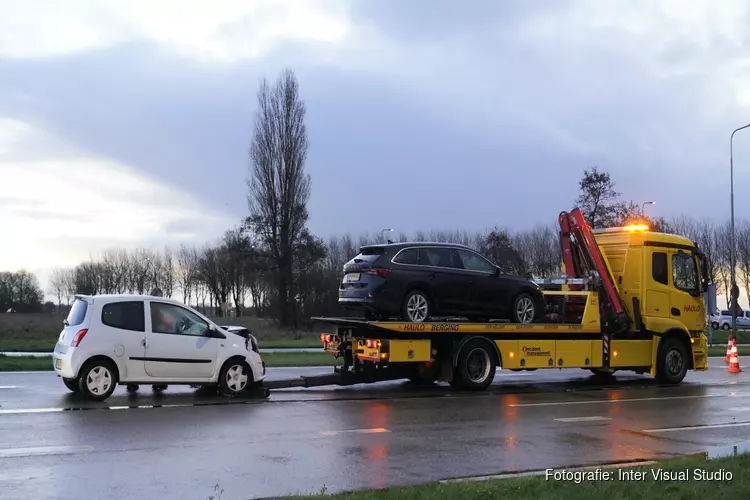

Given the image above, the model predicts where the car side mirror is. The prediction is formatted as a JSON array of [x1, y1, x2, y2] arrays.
[[204, 325, 224, 338], [493, 266, 501, 278]]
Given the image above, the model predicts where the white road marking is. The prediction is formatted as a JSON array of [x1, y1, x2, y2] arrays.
[[0, 408, 64, 415], [644, 421, 750, 433], [509, 393, 745, 407], [0, 445, 94, 458], [319, 428, 391, 436], [727, 407, 750, 412], [554, 416, 612, 422], [0, 386, 17, 389]]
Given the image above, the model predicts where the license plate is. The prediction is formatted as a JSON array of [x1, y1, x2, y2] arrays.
[[348, 273, 360, 282], [55, 358, 63, 369]]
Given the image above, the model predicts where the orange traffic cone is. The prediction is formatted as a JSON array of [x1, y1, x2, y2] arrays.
[[728, 342, 742, 374], [725, 338, 734, 364]]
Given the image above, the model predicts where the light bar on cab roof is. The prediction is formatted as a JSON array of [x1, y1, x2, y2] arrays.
[[593, 224, 650, 234]]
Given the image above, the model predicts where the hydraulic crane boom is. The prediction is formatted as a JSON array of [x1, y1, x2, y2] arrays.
[[558, 208, 631, 335]]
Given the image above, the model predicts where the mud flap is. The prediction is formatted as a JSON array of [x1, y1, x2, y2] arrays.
[[649, 336, 661, 377]]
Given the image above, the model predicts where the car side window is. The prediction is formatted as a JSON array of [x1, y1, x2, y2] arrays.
[[420, 247, 456, 268], [393, 248, 418, 265], [457, 249, 496, 273], [102, 301, 145, 332], [672, 253, 698, 294], [150, 302, 208, 336], [652, 252, 668, 285]]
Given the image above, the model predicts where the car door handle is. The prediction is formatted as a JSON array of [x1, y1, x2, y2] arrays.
[[141, 339, 148, 348], [671, 307, 680, 316], [428, 273, 436, 279]]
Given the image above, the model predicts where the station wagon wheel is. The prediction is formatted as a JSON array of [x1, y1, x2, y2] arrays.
[[219, 359, 252, 396], [512, 293, 536, 324], [402, 290, 431, 323]]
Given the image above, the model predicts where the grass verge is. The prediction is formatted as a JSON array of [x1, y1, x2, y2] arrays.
[[284, 453, 750, 499], [708, 345, 748, 357], [0, 354, 53, 371], [0, 352, 336, 372]]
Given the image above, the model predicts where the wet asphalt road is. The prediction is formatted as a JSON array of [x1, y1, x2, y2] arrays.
[[1, 360, 750, 500]]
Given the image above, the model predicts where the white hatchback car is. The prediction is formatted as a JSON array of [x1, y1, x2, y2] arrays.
[[53, 294, 266, 401]]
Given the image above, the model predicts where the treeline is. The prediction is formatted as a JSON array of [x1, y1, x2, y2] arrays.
[[45, 224, 561, 323], [0, 271, 45, 313], [38, 214, 750, 324]]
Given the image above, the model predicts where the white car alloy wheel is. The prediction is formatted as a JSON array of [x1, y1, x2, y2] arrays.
[[225, 364, 248, 393], [219, 360, 251, 396], [78, 361, 118, 401], [86, 366, 113, 395]]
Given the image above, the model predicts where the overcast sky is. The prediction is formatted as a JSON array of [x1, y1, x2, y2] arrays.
[[3, 0, 750, 295]]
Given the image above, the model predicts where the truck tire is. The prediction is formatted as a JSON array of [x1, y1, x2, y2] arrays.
[[655, 336, 688, 384], [454, 339, 497, 391]]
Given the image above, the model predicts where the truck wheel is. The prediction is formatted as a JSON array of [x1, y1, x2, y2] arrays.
[[722, 323, 731, 331], [655, 337, 688, 384], [402, 290, 431, 322], [711, 321, 719, 330], [512, 293, 536, 324], [454, 339, 497, 391]]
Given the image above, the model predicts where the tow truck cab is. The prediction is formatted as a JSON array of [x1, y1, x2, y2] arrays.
[[589, 224, 709, 373]]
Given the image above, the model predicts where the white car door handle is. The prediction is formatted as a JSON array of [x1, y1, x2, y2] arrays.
[[141, 339, 148, 348]]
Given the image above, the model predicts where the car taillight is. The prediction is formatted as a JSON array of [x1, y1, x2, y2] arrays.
[[71, 329, 88, 347], [365, 268, 391, 278]]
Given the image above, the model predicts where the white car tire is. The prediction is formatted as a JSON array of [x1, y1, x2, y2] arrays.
[[78, 359, 118, 401], [219, 359, 252, 396]]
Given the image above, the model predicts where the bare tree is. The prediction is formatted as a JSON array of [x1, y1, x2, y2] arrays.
[[713, 222, 733, 307], [161, 247, 175, 298], [48, 268, 68, 310], [177, 244, 199, 305], [246, 68, 312, 326], [737, 220, 750, 307]]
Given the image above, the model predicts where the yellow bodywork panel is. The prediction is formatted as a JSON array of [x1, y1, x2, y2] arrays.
[[498, 339, 600, 369], [388, 339, 431, 363], [611, 340, 653, 367], [692, 333, 708, 371], [554, 340, 593, 368]]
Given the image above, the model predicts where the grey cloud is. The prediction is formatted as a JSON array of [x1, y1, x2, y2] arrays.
[[2, 4, 749, 244]]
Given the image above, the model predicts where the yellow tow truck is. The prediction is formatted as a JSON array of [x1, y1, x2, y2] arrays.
[[305, 208, 710, 391]]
